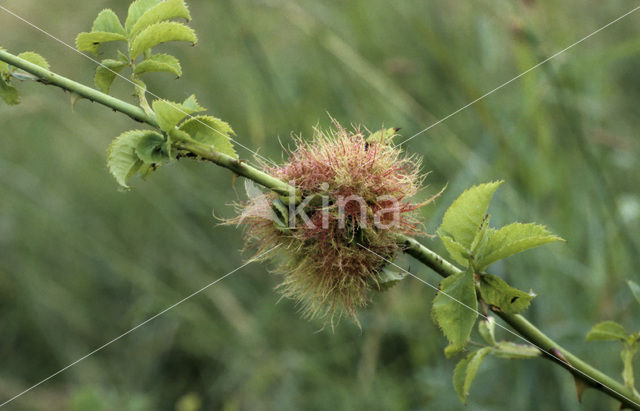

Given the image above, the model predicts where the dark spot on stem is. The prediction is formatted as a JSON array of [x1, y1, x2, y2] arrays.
[[489, 304, 502, 312], [511, 296, 519, 303], [550, 348, 571, 366]]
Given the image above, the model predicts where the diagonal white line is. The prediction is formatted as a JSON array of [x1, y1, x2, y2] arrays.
[[0, 245, 279, 408], [397, 5, 640, 147], [0, 4, 277, 166], [358, 243, 640, 408]]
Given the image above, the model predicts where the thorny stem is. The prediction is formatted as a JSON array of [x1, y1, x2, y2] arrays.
[[400, 234, 640, 409], [175, 140, 292, 196], [1, 49, 639, 410]]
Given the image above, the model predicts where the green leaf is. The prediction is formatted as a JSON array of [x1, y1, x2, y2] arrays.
[[178, 115, 237, 159], [366, 127, 398, 144], [372, 265, 407, 291], [76, 32, 127, 55], [133, 53, 182, 77], [94, 59, 128, 94], [478, 317, 496, 346], [167, 128, 191, 145], [152, 95, 204, 133], [438, 233, 469, 266], [244, 179, 263, 200], [129, 0, 191, 38], [475, 222, 564, 270], [241, 181, 289, 231], [181, 95, 204, 113], [125, 0, 163, 33], [91, 9, 126, 36], [432, 269, 478, 350], [0, 78, 19, 105], [586, 321, 628, 342], [439, 181, 503, 250], [107, 129, 158, 188], [453, 347, 491, 404], [270, 197, 290, 231], [16, 52, 49, 70], [628, 280, 640, 306], [117, 49, 130, 64], [470, 214, 491, 256], [130, 21, 197, 60], [135, 131, 168, 164], [478, 274, 535, 314], [444, 344, 463, 359], [621, 344, 637, 390], [491, 342, 540, 359]]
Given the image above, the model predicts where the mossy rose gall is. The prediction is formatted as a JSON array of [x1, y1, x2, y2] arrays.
[[231, 122, 439, 324]]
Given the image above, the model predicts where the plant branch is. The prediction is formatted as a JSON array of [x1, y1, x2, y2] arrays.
[[0, 49, 153, 125], [0, 49, 292, 197], [399, 233, 640, 410], [175, 141, 292, 196], [1, 48, 638, 410]]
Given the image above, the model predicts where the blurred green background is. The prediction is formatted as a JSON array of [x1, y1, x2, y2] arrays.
[[1, 0, 639, 410]]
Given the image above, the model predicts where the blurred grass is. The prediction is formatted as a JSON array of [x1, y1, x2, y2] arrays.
[[1, 0, 639, 410]]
